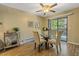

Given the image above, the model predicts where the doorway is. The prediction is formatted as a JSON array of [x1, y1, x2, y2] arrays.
[[48, 17, 68, 42]]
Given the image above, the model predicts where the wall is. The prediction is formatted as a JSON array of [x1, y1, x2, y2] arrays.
[[47, 8, 79, 45], [0, 5, 45, 44], [39, 17, 48, 30], [68, 8, 79, 45]]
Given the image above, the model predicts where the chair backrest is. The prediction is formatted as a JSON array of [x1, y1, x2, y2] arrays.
[[56, 31, 63, 44], [43, 31, 48, 37], [33, 31, 40, 45], [50, 30, 57, 39], [50, 30, 63, 44], [37, 29, 43, 39]]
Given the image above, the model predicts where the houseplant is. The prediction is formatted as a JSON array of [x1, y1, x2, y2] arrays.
[[12, 27, 19, 32]]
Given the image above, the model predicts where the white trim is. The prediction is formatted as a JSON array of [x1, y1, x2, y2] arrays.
[[20, 37, 34, 45], [48, 13, 74, 20], [67, 41, 79, 45]]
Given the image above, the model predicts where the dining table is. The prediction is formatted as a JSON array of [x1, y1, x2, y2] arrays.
[[41, 34, 54, 49]]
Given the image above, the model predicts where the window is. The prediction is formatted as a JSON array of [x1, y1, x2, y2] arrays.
[[51, 19, 57, 30], [51, 17, 67, 31]]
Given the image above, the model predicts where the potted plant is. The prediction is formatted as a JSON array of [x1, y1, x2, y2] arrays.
[[13, 27, 19, 32]]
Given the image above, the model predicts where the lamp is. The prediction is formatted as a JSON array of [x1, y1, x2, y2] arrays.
[[42, 5, 51, 13]]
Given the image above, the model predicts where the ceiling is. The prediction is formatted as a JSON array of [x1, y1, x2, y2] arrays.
[[1, 3, 79, 17]]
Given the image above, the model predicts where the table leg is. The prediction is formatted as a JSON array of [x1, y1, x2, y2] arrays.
[[50, 43, 53, 47], [45, 42, 49, 49]]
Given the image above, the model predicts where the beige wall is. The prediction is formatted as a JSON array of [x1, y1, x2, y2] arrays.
[[0, 5, 45, 43], [68, 8, 79, 44], [39, 17, 48, 30], [47, 8, 79, 45]]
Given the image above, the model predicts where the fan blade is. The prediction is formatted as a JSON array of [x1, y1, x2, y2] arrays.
[[50, 10, 56, 12], [40, 3, 44, 7], [50, 3, 57, 8], [36, 10, 42, 12]]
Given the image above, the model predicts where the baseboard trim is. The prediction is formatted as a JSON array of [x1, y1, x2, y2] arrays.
[[20, 37, 34, 45], [67, 41, 79, 45]]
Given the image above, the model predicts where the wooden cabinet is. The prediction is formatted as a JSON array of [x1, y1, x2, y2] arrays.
[[3, 32, 20, 50]]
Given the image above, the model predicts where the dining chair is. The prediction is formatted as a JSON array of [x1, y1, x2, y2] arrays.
[[43, 31, 48, 37], [48, 30, 63, 54], [33, 31, 46, 52], [37, 29, 43, 39]]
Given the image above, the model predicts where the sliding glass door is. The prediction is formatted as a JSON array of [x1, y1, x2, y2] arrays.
[[48, 17, 68, 42]]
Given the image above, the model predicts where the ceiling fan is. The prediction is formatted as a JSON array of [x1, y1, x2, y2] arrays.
[[36, 3, 57, 15]]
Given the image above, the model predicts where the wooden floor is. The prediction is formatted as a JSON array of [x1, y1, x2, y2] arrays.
[[0, 41, 79, 56]]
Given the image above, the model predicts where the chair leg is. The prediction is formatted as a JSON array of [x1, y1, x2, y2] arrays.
[[40, 43, 43, 47], [45, 42, 49, 49], [38, 44, 41, 52], [56, 45, 58, 54], [47, 42, 49, 49], [34, 43, 36, 49], [59, 43, 61, 51]]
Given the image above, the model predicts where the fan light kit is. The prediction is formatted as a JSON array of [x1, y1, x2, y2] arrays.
[[36, 3, 57, 15]]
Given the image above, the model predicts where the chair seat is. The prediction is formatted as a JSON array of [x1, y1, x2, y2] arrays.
[[35, 39, 46, 47], [48, 39, 56, 44], [40, 39, 46, 43]]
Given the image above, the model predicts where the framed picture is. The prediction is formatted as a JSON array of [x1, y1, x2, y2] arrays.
[[27, 21, 40, 29]]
